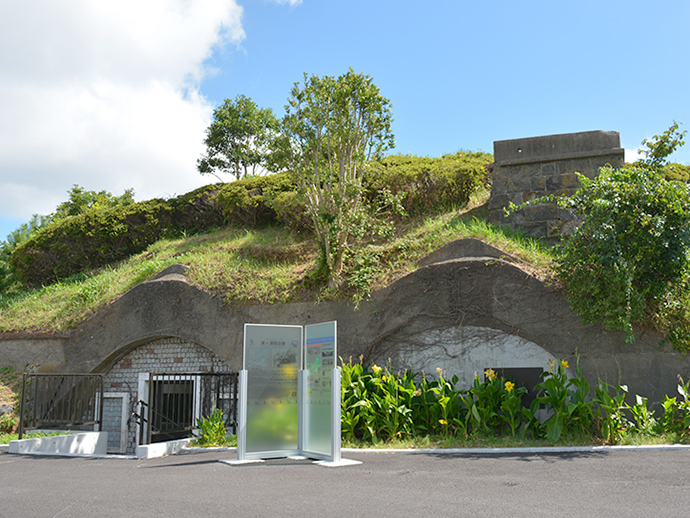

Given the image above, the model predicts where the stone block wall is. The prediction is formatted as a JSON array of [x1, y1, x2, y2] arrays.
[[488, 130, 624, 238]]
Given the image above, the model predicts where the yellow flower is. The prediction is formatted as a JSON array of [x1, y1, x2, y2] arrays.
[[484, 368, 496, 381], [561, 359, 569, 369], [372, 364, 382, 374], [436, 367, 443, 375], [474, 371, 478, 379], [505, 381, 515, 392], [439, 419, 448, 426], [382, 375, 387, 382]]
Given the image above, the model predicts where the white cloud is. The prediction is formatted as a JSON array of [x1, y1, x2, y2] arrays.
[[0, 0, 245, 221], [625, 148, 643, 163], [271, 0, 303, 6]]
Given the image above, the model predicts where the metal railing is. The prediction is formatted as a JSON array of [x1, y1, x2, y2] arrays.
[[135, 372, 238, 445], [18, 373, 104, 439]]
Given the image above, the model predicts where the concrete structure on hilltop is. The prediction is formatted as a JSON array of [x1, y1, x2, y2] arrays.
[[489, 130, 625, 238]]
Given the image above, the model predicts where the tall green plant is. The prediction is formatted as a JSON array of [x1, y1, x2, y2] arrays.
[[532, 359, 594, 443], [594, 382, 630, 444], [276, 69, 395, 289], [195, 408, 227, 447]]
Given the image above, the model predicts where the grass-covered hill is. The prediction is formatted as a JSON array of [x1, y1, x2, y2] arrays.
[[0, 151, 556, 334]]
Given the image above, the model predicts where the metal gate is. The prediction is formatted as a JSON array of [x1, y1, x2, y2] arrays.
[[136, 372, 238, 445], [18, 373, 104, 439]]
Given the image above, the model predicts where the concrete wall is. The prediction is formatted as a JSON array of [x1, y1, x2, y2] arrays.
[[0, 334, 67, 372], [2, 240, 689, 415], [489, 131, 625, 238]]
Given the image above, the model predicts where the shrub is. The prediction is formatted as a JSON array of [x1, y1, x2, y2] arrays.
[[270, 191, 312, 233], [363, 151, 492, 216], [215, 172, 296, 228], [11, 184, 224, 287], [663, 162, 690, 182], [555, 166, 690, 350]]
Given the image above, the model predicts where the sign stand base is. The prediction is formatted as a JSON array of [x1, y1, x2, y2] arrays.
[[313, 458, 362, 468]]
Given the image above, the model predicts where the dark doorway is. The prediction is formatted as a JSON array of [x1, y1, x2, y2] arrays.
[[150, 379, 194, 443], [487, 367, 544, 409]]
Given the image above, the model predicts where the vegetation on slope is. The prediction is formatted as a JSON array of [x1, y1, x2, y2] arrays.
[[0, 187, 554, 334], [1, 150, 511, 332]]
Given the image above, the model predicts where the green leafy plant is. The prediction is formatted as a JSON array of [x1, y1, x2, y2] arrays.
[[594, 382, 630, 445], [0, 413, 17, 433], [656, 376, 690, 437], [467, 369, 504, 434], [555, 166, 690, 348], [340, 358, 417, 444], [636, 121, 686, 170], [498, 379, 531, 438], [194, 408, 228, 447], [532, 359, 594, 443], [629, 394, 657, 436]]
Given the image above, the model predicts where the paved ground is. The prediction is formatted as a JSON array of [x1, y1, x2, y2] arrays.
[[2, 447, 690, 517]]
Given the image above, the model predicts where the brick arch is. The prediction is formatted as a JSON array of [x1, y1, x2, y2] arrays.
[[102, 336, 230, 454]]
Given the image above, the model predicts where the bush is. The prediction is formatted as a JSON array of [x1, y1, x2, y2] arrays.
[[215, 172, 297, 228], [363, 151, 492, 216], [555, 166, 690, 350], [11, 184, 224, 287], [270, 191, 312, 233], [663, 162, 690, 182], [9, 152, 491, 288]]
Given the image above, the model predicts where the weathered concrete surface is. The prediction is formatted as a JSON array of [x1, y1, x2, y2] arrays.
[[0, 335, 67, 372], [489, 131, 625, 238], [1, 239, 688, 409]]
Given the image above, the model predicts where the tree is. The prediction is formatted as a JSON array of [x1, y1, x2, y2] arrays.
[[0, 214, 51, 295], [197, 95, 278, 181], [52, 184, 135, 222], [0, 185, 134, 296], [277, 70, 395, 288], [636, 121, 686, 170]]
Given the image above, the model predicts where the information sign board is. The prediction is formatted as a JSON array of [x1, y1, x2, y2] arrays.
[[242, 324, 302, 459], [303, 321, 338, 460]]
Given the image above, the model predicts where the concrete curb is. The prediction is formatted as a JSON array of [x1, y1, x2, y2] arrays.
[[4, 441, 689, 459], [344, 444, 690, 454], [9, 431, 107, 456]]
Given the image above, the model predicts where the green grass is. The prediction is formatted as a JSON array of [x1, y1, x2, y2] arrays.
[[0, 191, 556, 334], [188, 434, 238, 448], [342, 431, 690, 450], [0, 431, 68, 445]]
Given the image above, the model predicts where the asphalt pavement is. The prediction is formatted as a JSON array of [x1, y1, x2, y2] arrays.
[[1, 447, 689, 517]]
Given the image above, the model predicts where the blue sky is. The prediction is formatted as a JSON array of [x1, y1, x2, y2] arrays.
[[1, 0, 689, 241]]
